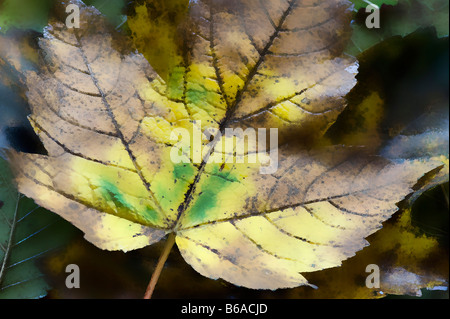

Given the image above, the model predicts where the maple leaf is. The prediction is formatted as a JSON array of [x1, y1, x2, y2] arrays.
[[2, 0, 442, 294]]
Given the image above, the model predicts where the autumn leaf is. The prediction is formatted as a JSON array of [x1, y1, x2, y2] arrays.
[[3, 0, 442, 294]]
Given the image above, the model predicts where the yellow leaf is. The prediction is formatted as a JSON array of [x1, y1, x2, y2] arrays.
[[3, 0, 443, 290]]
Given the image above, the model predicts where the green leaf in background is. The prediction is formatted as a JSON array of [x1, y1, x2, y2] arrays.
[[350, 0, 398, 10], [0, 156, 78, 298], [0, 0, 127, 34], [347, 0, 449, 56], [83, 0, 127, 29], [0, 0, 54, 33]]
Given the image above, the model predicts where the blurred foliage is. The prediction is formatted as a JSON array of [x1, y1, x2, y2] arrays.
[[0, 0, 54, 33], [347, 0, 449, 56], [350, 0, 399, 10], [83, 0, 127, 27], [0, 0, 127, 34], [328, 28, 448, 146], [0, 30, 41, 151]]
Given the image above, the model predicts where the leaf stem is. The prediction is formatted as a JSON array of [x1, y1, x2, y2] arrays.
[[143, 233, 176, 299]]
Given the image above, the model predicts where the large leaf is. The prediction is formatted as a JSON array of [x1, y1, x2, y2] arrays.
[[5, 0, 441, 291]]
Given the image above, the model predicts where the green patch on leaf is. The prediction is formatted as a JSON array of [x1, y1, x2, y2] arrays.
[[100, 179, 159, 223]]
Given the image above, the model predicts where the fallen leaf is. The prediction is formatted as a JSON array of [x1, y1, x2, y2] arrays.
[[4, 0, 442, 291]]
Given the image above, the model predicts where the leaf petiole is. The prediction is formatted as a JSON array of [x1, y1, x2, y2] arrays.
[[143, 232, 176, 299]]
